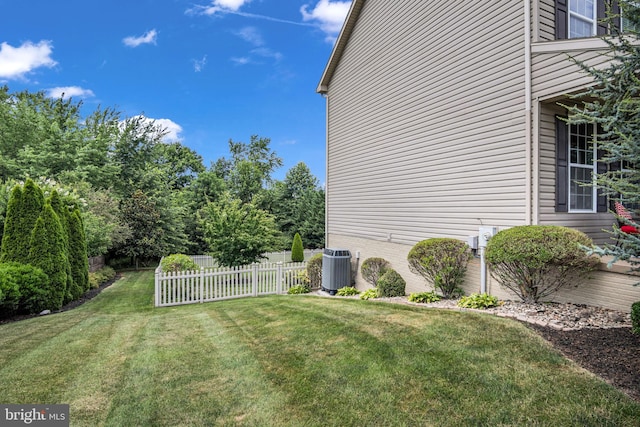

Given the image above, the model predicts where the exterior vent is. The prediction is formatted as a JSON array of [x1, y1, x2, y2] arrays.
[[322, 248, 352, 295]]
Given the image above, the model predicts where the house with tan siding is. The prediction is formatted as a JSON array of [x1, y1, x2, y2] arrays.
[[316, 0, 640, 311]]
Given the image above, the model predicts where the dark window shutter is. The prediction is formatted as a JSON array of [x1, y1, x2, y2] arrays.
[[556, 0, 568, 39], [612, 1, 621, 33], [556, 116, 569, 212], [597, 0, 608, 35], [597, 148, 609, 212]]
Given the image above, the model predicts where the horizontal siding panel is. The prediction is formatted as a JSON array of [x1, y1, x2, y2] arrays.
[[538, 0, 556, 42], [532, 49, 612, 99], [326, 0, 526, 242]]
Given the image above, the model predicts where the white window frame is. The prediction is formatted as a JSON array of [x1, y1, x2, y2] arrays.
[[569, 0, 597, 38], [568, 122, 598, 213]]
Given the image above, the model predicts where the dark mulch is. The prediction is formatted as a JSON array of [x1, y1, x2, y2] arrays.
[[0, 274, 121, 325], [526, 323, 640, 402]]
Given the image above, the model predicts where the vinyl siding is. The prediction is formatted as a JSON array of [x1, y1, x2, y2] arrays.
[[325, 1, 527, 246], [531, 46, 612, 100], [537, 103, 615, 244], [538, 0, 556, 41]]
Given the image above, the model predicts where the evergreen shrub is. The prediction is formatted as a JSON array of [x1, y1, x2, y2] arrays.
[[291, 233, 304, 262], [0, 262, 48, 315], [377, 269, 406, 297], [27, 203, 68, 310], [632, 301, 640, 335], [408, 238, 471, 298], [485, 225, 599, 303], [306, 253, 323, 289], [360, 257, 390, 286], [161, 254, 200, 272]]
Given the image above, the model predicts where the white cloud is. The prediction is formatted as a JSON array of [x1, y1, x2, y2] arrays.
[[0, 40, 57, 80], [251, 47, 282, 61], [301, 0, 351, 41], [154, 118, 183, 142], [197, 0, 251, 15], [231, 56, 251, 65], [47, 86, 95, 99], [234, 26, 264, 46], [193, 55, 207, 72], [129, 115, 184, 142], [123, 29, 158, 48]]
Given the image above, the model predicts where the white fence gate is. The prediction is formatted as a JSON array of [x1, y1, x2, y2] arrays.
[[155, 261, 307, 307]]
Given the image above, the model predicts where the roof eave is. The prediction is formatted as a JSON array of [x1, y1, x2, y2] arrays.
[[316, 0, 365, 94]]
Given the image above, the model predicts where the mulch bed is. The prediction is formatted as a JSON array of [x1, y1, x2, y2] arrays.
[[526, 323, 640, 402], [1, 279, 638, 403]]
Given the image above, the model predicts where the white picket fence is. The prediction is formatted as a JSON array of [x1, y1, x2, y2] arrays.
[[155, 261, 308, 307]]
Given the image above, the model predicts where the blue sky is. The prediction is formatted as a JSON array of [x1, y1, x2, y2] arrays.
[[0, 0, 352, 184]]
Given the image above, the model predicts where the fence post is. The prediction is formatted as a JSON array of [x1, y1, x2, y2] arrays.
[[200, 267, 204, 303], [252, 264, 259, 296], [277, 262, 283, 294], [155, 268, 160, 307]]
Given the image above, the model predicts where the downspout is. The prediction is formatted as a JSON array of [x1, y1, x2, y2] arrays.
[[324, 92, 329, 248], [524, 0, 533, 225]]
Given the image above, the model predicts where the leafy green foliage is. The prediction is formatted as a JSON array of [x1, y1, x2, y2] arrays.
[[360, 257, 390, 286], [458, 293, 501, 309], [287, 284, 311, 294], [360, 288, 379, 300], [291, 233, 304, 262], [306, 253, 323, 289], [408, 291, 441, 303], [0, 262, 48, 315], [88, 266, 117, 289], [200, 193, 279, 267], [161, 254, 200, 272], [214, 135, 283, 204], [485, 226, 599, 303], [68, 208, 90, 292], [27, 202, 68, 310], [632, 301, 640, 335], [377, 269, 406, 297], [49, 190, 78, 303], [116, 190, 164, 268], [336, 286, 359, 296], [408, 238, 471, 299]]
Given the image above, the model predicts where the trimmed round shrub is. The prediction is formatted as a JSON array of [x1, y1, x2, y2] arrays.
[[360, 257, 390, 286], [291, 233, 304, 262], [89, 266, 117, 289], [161, 254, 200, 272], [485, 225, 599, 303], [0, 262, 49, 315], [306, 253, 323, 289], [377, 269, 406, 297], [632, 301, 640, 335], [407, 238, 471, 298]]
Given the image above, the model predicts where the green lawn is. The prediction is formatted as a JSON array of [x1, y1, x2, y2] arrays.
[[1, 271, 639, 426]]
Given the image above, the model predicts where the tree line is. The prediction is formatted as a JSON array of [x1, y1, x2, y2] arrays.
[[0, 86, 325, 269]]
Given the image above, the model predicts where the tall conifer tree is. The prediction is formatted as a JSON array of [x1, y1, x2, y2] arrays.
[[567, 1, 640, 271]]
